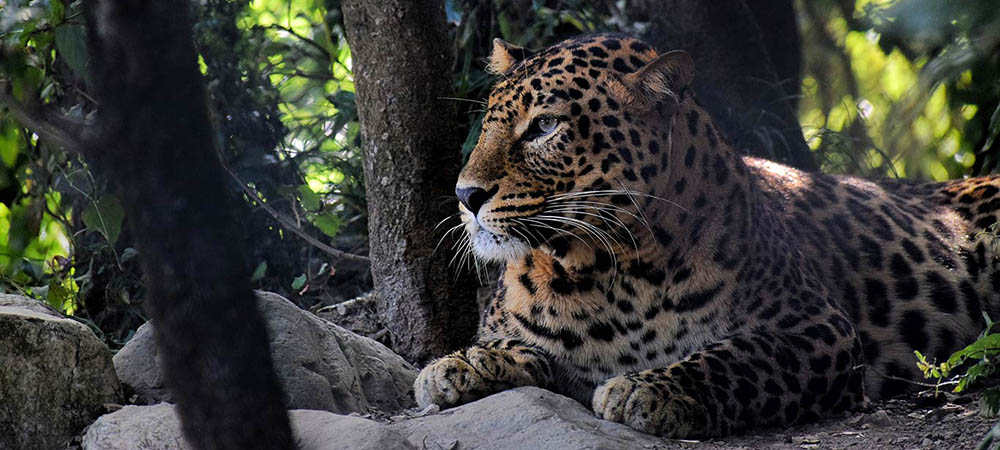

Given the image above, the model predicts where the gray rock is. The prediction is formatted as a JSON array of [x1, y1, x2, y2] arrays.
[[113, 291, 417, 414], [292, 409, 412, 450], [83, 388, 671, 450], [82, 404, 187, 450], [395, 387, 670, 450], [259, 291, 417, 413], [863, 409, 893, 427], [82, 404, 413, 450], [112, 323, 170, 401], [0, 293, 61, 315], [0, 294, 122, 450]]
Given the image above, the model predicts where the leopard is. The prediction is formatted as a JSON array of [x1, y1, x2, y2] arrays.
[[414, 33, 1000, 438]]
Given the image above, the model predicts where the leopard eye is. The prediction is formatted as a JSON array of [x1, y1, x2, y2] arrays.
[[524, 116, 560, 141], [538, 117, 558, 134]]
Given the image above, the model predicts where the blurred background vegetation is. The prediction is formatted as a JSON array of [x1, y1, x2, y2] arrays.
[[0, 0, 997, 349]]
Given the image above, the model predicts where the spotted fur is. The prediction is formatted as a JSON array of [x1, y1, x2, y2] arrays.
[[414, 34, 1000, 438]]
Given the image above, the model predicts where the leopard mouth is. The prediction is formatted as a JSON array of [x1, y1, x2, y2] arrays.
[[459, 186, 650, 263], [461, 194, 630, 263], [464, 216, 532, 262]]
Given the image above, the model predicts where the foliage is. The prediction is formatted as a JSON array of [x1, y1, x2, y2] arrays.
[[241, 0, 367, 240], [798, 0, 1000, 178], [0, 0, 370, 346], [916, 314, 1000, 416], [0, 0, 131, 328], [204, 0, 371, 301]]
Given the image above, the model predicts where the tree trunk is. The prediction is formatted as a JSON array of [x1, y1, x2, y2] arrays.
[[341, 0, 479, 363], [82, 1, 292, 448], [629, 0, 816, 171], [744, 0, 803, 110]]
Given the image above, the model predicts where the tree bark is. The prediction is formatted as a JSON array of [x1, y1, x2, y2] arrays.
[[629, 0, 816, 171], [82, 1, 292, 448], [342, 0, 479, 363]]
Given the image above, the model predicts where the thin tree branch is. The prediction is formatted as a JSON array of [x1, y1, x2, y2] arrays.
[[264, 24, 330, 61], [0, 81, 86, 154], [217, 151, 371, 265]]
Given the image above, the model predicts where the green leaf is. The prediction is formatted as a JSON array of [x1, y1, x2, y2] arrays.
[[291, 274, 307, 290], [947, 333, 1000, 367], [982, 389, 1000, 417], [82, 195, 125, 246], [297, 185, 321, 211], [17, 19, 37, 46], [250, 261, 268, 282], [310, 212, 341, 237], [0, 120, 20, 168], [11, 66, 44, 102], [46, 278, 74, 313], [55, 24, 90, 82], [47, 0, 65, 24], [7, 203, 41, 256]]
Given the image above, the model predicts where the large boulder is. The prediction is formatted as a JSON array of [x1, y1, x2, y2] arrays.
[[394, 387, 669, 450], [83, 388, 672, 450], [82, 404, 187, 450], [82, 404, 412, 450], [0, 294, 122, 450], [113, 291, 417, 414]]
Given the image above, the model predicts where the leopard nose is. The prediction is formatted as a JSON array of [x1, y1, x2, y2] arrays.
[[456, 186, 494, 215]]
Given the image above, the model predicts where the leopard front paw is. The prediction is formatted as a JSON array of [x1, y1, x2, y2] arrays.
[[592, 373, 699, 438], [414, 354, 488, 409], [415, 343, 549, 410]]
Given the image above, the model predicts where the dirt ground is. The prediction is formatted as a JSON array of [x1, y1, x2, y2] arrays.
[[368, 386, 995, 450], [690, 394, 994, 450]]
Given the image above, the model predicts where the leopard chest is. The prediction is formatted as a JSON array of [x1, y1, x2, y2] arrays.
[[483, 249, 733, 397]]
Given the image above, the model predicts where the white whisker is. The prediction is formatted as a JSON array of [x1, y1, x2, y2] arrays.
[[517, 217, 595, 252], [549, 189, 688, 213], [433, 212, 462, 232], [546, 199, 648, 223], [527, 215, 621, 285], [434, 222, 467, 256]]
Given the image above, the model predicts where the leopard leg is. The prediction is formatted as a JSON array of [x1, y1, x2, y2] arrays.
[[593, 324, 865, 438], [414, 338, 554, 409]]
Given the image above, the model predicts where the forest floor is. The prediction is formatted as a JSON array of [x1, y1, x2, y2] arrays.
[[678, 394, 993, 450], [358, 387, 994, 450]]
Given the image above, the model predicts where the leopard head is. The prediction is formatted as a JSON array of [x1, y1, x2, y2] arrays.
[[457, 34, 695, 263]]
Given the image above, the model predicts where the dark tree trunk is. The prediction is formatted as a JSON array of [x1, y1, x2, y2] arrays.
[[82, 1, 292, 449], [341, 0, 479, 363], [744, 0, 803, 109], [629, 0, 815, 171]]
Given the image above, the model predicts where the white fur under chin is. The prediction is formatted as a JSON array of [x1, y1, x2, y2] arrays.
[[467, 224, 531, 263]]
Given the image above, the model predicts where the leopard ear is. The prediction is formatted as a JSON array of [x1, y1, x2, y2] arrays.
[[622, 50, 695, 112], [487, 38, 535, 75]]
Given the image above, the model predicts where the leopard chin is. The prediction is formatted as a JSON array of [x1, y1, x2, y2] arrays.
[[466, 220, 531, 263]]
